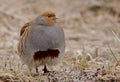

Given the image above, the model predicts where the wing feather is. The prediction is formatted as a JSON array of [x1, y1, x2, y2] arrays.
[[18, 22, 31, 55], [20, 23, 30, 36]]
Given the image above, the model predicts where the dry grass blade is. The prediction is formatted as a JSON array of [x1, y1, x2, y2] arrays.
[[111, 30, 120, 43], [108, 45, 119, 65]]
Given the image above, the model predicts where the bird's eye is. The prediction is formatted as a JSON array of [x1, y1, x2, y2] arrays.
[[48, 16, 51, 17]]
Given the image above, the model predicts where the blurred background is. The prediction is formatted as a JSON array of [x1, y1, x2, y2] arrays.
[[0, 0, 120, 81]]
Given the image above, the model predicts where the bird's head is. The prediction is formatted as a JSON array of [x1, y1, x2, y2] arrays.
[[34, 12, 57, 26]]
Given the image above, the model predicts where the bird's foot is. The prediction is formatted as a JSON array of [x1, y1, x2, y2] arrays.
[[42, 65, 50, 74]]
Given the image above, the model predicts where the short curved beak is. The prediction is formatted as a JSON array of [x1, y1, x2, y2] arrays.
[[55, 17, 58, 20]]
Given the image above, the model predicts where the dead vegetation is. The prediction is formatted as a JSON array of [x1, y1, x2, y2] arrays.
[[0, 0, 120, 82]]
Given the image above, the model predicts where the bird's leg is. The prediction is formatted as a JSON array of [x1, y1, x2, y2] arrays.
[[28, 66, 39, 76], [36, 66, 39, 73], [43, 65, 50, 73]]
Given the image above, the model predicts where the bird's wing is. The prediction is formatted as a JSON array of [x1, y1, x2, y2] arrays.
[[20, 23, 31, 36], [18, 22, 31, 55]]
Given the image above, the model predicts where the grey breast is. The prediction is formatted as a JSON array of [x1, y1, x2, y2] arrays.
[[26, 24, 65, 51]]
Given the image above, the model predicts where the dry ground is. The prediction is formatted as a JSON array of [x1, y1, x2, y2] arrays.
[[0, 0, 120, 82]]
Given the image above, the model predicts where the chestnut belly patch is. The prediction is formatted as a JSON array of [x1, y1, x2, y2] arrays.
[[33, 49, 60, 61]]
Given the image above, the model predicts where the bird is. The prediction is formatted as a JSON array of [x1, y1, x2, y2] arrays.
[[18, 12, 65, 73]]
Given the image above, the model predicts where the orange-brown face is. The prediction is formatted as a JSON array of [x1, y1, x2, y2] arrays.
[[40, 12, 56, 25]]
